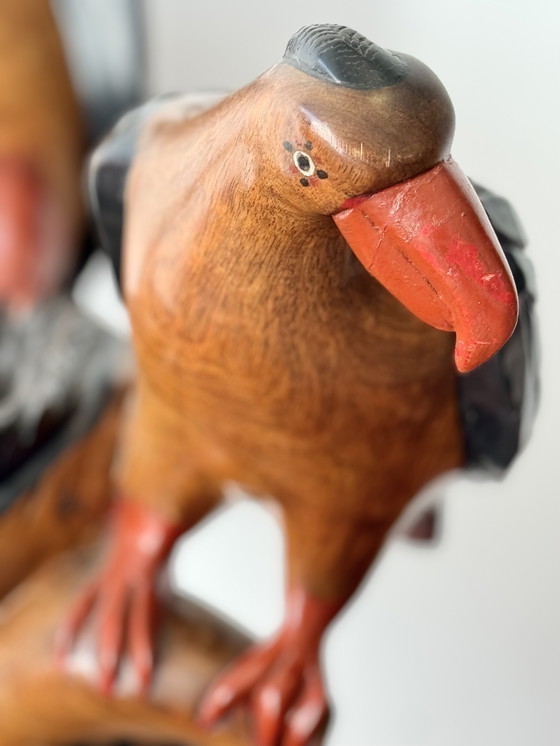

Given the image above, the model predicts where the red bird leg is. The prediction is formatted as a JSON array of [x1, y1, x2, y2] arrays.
[[55, 499, 184, 694], [198, 509, 388, 746], [0, 159, 70, 313], [199, 586, 340, 746]]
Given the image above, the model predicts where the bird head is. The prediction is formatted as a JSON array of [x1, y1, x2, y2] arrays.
[[256, 24, 518, 372]]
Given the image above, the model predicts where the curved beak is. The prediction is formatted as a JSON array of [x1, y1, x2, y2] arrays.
[[333, 159, 519, 372]]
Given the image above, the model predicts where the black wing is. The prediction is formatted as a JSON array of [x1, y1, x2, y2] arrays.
[[88, 91, 228, 291], [459, 183, 539, 475], [87, 101, 154, 289]]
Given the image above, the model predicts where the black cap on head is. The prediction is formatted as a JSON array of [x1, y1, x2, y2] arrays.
[[283, 24, 408, 90]]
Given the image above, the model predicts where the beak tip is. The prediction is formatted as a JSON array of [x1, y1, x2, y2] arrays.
[[454, 327, 516, 374], [454, 353, 478, 374], [454, 339, 496, 373]]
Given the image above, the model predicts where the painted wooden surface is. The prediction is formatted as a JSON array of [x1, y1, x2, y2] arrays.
[[0, 0, 84, 310], [61, 25, 519, 746], [0, 20, 521, 746]]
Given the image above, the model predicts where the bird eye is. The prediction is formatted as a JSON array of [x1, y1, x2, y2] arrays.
[[293, 151, 315, 176]]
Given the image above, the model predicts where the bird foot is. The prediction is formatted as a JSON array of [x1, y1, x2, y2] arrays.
[[198, 588, 339, 746], [199, 637, 329, 746], [55, 500, 182, 694]]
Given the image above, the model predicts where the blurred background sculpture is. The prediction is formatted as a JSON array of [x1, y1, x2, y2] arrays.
[[0, 0, 144, 499], [0, 6, 538, 746], [0, 0, 83, 313]]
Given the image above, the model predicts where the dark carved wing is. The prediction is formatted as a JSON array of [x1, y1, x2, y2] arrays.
[[88, 92, 227, 291], [87, 102, 150, 290], [459, 183, 539, 474]]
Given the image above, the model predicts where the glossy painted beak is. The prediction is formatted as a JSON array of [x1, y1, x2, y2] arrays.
[[333, 159, 518, 372]]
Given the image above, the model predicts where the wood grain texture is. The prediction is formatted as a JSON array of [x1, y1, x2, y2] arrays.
[[120, 60, 465, 601], [64, 27, 519, 743], [101, 55, 476, 742]]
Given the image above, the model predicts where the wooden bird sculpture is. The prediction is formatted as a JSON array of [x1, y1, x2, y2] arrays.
[[58, 24, 536, 746]]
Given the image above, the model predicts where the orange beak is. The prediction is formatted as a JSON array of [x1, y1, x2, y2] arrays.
[[333, 159, 519, 372]]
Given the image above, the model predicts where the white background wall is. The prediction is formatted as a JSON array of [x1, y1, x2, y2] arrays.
[[137, 3, 560, 744]]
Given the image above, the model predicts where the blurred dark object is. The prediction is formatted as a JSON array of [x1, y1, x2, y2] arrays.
[[0, 299, 124, 514], [52, 0, 147, 280], [52, 0, 146, 143], [460, 184, 539, 475]]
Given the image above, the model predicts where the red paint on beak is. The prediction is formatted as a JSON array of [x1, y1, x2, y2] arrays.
[[333, 159, 519, 372]]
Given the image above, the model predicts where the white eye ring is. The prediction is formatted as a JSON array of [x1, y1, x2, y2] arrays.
[[293, 151, 316, 176]]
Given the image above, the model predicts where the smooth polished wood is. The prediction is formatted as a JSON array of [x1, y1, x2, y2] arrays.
[[121, 61, 465, 594], [111, 53, 468, 744], [68, 24, 519, 745]]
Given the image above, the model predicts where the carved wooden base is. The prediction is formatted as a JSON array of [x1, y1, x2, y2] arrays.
[[0, 544, 252, 746]]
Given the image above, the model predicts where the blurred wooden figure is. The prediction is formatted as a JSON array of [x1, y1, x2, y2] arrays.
[[0, 0, 84, 312]]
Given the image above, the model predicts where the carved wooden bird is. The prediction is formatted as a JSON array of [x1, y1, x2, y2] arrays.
[[59, 25, 535, 746]]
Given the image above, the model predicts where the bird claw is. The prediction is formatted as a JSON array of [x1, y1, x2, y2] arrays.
[[56, 500, 181, 694], [55, 563, 159, 695], [198, 637, 330, 746]]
